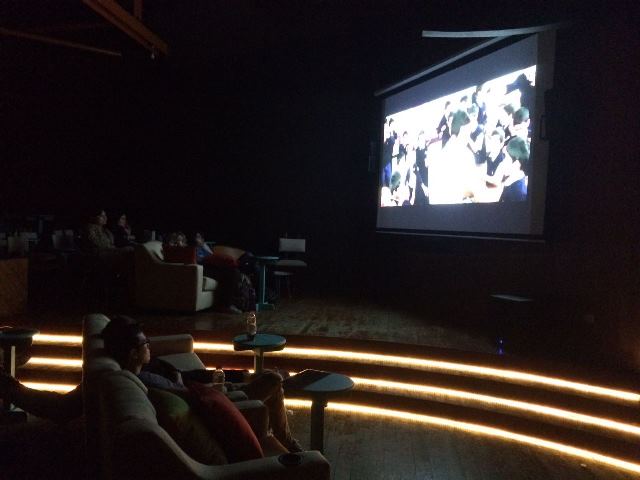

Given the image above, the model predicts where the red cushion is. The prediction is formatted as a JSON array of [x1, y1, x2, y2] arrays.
[[187, 381, 264, 463], [163, 245, 197, 264], [202, 252, 238, 268]]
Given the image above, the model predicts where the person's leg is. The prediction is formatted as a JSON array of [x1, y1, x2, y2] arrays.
[[239, 371, 301, 452]]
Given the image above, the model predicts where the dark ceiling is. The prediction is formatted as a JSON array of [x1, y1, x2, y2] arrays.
[[1, 1, 588, 61]]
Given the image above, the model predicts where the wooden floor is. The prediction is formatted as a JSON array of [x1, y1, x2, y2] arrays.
[[288, 406, 635, 480], [5, 293, 639, 480]]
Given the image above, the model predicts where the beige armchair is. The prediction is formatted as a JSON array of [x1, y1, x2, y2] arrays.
[[134, 241, 216, 312], [82, 314, 331, 480]]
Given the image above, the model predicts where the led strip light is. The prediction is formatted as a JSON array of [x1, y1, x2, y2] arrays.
[[24, 357, 640, 439], [351, 377, 640, 438], [192, 342, 640, 404], [31, 334, 640, 403], [17, 380, 640, 476], [284, 401, 640, 476]]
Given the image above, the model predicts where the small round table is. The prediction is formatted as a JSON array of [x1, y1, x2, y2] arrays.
[[283, 369, 354, 452], [255, 255, 279, 311], [232, 333, 286, 374], [0, 327, 39, 421]]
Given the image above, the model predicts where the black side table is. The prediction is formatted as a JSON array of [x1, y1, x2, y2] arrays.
[[284, 369, 354, 452], [232, 333, 286, 374], [0, 327, 39, 423]]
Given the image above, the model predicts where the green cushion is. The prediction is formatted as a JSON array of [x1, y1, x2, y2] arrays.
[[147, 388, 227, 465]]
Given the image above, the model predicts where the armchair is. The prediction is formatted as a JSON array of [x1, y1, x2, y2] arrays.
[[82, 314, 330, 480], [134, 241, 216, 312]]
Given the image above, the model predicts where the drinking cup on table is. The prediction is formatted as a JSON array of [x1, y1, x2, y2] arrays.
[[246, 311, 257, 338], [212, 369, 226, 393]]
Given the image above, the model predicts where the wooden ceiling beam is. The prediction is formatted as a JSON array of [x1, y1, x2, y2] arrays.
[[0, 26, 122, 57], [83, 0, 168, 56]]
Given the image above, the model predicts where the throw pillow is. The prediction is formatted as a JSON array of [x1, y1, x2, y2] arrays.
[[187, 381, 264, 463], [147, 388, 228, 465], [203, 252, 239, 268], [163, 245, 197, 264]]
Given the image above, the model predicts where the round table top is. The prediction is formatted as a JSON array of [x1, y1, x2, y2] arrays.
[[283, 369, 354, 396], [233, 333, 286, 352], [0, 327, 40, 343]]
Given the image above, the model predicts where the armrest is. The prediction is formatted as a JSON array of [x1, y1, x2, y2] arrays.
[[225, 390, 248, 402], [207, 451, 331, 480], [149, 334, 195, 356], [114, 419, 330, 480], [234, 399, 268, 439], [150, 262, 202, 284]]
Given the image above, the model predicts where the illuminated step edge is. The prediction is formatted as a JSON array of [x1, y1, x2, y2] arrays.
[[21, 359, 640, 441], [33, 334, 82, 345], [351, 377, 640, 440], [31, 335, 640, 404], [289, 401, 640, 476], [17, 382, 640, 477], [193, 343, 640, 404]]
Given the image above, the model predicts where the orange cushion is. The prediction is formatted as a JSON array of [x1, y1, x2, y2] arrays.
[[163, 245, 197, 264], [187, 381, 264, 463]]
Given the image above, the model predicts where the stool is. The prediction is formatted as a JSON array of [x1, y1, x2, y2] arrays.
[[489, 294, 534, 354]]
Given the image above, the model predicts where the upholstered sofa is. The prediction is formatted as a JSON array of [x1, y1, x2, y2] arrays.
[[82, 314, 330, 480], [134, 241, 216, 312]]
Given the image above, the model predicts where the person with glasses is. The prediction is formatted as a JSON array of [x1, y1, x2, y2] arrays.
[[1, 316, 301, 453], [101, 317, 301, 452]]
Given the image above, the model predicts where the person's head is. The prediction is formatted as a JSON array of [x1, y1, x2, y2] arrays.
[[506, 137, 531, 175], [117, 214, 127, 227], [384, 117, 394, 138], [474, 83, 487, 105], [486, 128, 506, 156], [166, 231, 187, 247], [513, 107, 530, 126], [101, 316, 150, 371], [444, 101, 451, 114], [89, 209, 108, 226], [390, 172, 401, 193], [176, 232, 187, 247], [194, 232, 205, 246], [450, 110, 471, 137]]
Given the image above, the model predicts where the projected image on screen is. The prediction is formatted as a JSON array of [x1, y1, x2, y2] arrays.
[[380, 65, 536, 207]]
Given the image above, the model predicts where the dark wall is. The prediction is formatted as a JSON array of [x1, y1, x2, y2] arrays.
[[1, 9, 639, 370]]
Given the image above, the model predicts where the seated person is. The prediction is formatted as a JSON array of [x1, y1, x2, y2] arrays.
[[112, 213, 134, 248], [193, 233, 256, 313], [102, 317, 301, 452], [1, 316, 301, 452], [79, 209, 114, 252], [194, 231, 214, 264], [164, 231, 188, 247], [77, 208, 132, 280]]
